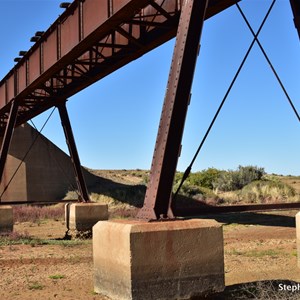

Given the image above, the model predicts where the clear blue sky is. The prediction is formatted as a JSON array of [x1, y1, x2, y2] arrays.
[[1, 0, 300, 175]]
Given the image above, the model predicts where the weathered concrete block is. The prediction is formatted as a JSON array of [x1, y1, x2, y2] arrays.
[[93, 219, 224, 300], [296, 212, 300, 267], [65, 203, 108, 236], [0, 206, 13, 233], [1, 124, 99, 203]]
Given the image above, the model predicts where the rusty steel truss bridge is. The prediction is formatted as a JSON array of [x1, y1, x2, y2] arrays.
[[1, 0, 300, 220]]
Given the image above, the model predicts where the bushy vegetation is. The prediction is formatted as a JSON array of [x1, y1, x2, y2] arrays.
[[65, 166, 300, 211], [213, 165, 266, 192], [172, 168, 219, 201], [178, 168, 222, 190], [174, 165, 265, 193], [173, 165, 298, 204], [238, 179, 297, 203]]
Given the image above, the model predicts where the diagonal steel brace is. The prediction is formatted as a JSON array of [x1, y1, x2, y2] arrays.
[[137, 0, 209, 221], [0, 100, 19, 183], [57, 101, 90, 202]]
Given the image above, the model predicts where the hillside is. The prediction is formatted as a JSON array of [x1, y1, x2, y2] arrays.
[[64, 167, 300, 218], [276, 175, 300, 194]]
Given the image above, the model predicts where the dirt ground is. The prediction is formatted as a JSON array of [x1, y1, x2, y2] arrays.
[[0, 210, 299, 300]]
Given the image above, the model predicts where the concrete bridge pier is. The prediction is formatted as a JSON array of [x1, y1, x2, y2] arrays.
[[93, 219, 224, 300], [296, 212, 300, 267], [93, 0, 225, 298], [91, 0, 227, 298], [65, 202, 108, 238], [0, 205, 13, 233]]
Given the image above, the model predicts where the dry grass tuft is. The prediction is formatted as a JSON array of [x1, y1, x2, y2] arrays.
[[13, 204, 64, 223]]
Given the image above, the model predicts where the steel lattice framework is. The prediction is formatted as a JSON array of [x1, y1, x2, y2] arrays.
[[0, 0, 238, 130]]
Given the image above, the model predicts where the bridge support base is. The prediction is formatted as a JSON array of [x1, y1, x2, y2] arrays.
[[296, 212, 300, 267], [93, 219, 224, 300], [0, 205, 13, 233], [65, 203, 108, 238]]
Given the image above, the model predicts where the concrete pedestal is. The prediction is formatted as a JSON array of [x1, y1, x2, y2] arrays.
[[0, 206, 13, 233], [296, 212, 300, 267], [93, 219, 224, 300], [65, 203, 108, 238]]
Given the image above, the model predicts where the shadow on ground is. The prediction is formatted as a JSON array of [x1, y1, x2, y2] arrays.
[[191, 280, 300, 299], [188, 211, 296, 228], [84, 173, 146, 208], [83, 173, 297, 227]]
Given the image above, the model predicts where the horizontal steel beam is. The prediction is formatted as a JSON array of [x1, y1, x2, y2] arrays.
[[0, 200, 77, 206], [175, 202, 300, 216]]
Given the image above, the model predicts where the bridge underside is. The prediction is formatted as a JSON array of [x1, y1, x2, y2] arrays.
[[0, 0, 239, 130]]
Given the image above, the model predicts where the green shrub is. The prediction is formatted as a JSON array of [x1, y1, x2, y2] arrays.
[[172, 181, 219, 202], [173, 168, 221, 190], [214, 165, 265, 192], [188, 168, 222, 190]]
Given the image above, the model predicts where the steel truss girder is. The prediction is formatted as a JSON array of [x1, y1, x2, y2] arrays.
[[0, 1, 179, 134], [0, 0, 239, 136], [137, 0, 209, 221]]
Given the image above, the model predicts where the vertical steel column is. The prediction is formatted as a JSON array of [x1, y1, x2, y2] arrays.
[[0, 100, 19, 182], [57, 101, 90, 202], [290, 0, 300, 40], [137, 0, 208, 221]]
